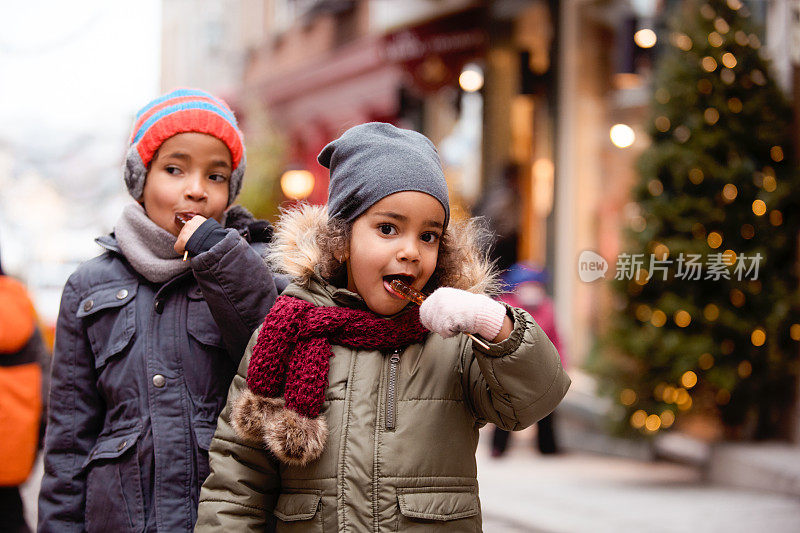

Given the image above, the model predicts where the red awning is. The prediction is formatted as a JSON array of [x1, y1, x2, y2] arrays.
[[253, 36, 403, 130]]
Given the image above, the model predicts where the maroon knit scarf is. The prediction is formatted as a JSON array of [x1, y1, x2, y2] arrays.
[[246, 295, 429, 418]]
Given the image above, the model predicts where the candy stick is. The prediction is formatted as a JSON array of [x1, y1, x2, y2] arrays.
[[183, 251, 189, 261], [389, 279, 491, 350], [389, 279, 426, 305]]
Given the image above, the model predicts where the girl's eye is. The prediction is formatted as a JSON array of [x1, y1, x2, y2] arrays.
[[209, 174, 229, 183], [165, 166, 181, 175], [421, 232, 440, 244], [378, 224, 397, 236]]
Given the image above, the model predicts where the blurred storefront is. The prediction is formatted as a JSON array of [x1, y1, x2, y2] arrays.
[[237, 1, 489, 206], [229, 1, 562, 287]]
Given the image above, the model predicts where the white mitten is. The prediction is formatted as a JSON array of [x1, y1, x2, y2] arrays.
[[419, 287, 506, 340]]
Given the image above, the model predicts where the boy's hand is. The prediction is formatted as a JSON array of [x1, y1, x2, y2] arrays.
[[174, 215, 207, 254], [419, 287, 509, 342]]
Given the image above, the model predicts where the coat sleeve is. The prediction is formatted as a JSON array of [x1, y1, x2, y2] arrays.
[[190, 229, 278, 362], [196, 326, 280, 532], [460, 304, 571, 430], [38, 276, 104, 533]]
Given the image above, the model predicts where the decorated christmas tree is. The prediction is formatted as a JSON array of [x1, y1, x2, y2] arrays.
[[591, 0, 800, 440]]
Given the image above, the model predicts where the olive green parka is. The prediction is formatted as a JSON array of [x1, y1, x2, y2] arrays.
[[196, 205, 570, 532]]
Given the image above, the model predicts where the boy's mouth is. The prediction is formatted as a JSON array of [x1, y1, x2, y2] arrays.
[[383, 274, 415, 299], [175, 212, 200, 227]]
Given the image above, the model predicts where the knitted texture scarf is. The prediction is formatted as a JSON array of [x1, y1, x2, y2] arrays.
[[114, 203, 188, 283], [232, 294, 429, 465]]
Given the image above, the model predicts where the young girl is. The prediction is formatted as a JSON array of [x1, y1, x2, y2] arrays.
[[196, 122, 570, 531], [38, 89, 279, 532]]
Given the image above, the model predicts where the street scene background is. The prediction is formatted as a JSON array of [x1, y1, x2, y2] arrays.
[[4, 1, 800, 531]]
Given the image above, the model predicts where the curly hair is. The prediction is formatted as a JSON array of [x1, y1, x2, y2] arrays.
[[316, 216, 501, 295], [316, 216, 350, 284]]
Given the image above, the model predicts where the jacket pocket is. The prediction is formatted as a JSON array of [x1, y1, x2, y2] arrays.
[[185, 295, 233, 402], [78, 284, 137, 369], [274, 491, 323, 532], [187, 296, 225, 348], [83, 426, 145, 533], [396, 487, 480, 532]]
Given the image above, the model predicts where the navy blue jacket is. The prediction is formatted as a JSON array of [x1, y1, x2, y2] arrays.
[[38, 225, 279, 533]]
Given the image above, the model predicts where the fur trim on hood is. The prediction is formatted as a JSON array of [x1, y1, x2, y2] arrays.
[[266, 203, 501, 295]]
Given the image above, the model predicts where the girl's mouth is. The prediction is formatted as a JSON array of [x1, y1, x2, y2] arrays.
[[383, 274, 415, 299]]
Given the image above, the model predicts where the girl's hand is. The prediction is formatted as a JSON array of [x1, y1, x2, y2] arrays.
[[174, 215, 207, 254], [419, 287, 509, 342]]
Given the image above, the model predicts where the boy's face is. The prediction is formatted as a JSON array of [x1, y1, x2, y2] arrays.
[[346, 191, 445, 316], [141, 132, 231, 236]]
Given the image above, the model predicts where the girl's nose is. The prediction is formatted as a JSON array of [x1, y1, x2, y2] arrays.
[[184, 173, 208, 201], [397, 239, 420, 262]]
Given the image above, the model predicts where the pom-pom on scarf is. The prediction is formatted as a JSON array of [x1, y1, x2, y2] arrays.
[[232, 295, 428, 465]]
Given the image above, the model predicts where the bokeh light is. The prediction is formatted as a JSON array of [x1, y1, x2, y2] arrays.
[[634, 29, 657, 48], [280, 169, 315, 200], [458, 64, 484, 92], [610, 124, 635, 148]]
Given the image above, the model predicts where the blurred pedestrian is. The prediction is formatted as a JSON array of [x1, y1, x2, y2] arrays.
[[491, 263, 566, 456], [195, 122, 570, 531], [38, 89, 282, 532], [0, 249, 47, 533]]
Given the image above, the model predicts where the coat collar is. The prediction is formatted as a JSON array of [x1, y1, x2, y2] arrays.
[[95, 233, 121, 254]]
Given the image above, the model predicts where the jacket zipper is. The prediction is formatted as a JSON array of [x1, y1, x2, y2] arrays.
[[385, 348, 402, 430]]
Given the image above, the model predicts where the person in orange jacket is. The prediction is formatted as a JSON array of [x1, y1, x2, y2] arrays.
[[0, 250, 47, 533]]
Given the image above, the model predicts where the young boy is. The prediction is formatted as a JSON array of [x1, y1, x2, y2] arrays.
[[38, 89, 279, 532]]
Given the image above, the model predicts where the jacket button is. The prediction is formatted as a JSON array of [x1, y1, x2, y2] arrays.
[[154, 299, 164, 314], [153, 374, 166, 388], [117, 440, 127, 451], [116, 289, 129, 300], [83, 300, 94, 312]]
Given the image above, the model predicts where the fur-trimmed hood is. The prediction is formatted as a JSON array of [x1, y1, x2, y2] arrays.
[[266, 203, 500, 295]]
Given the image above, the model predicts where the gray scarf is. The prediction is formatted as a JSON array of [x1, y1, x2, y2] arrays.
[[115, 203, 189, 283]]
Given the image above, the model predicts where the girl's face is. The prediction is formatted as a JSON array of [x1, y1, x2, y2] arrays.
[[141, 132, 231, 236], [346, 191, 445, 316]]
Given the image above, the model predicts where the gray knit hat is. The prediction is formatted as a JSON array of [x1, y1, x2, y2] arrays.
[[317, 122, 450, 227], [124, 88, 246, 206]]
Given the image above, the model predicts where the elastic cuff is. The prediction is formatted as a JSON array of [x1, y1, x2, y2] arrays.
[[474, 298, 507, 341], [185, 218, 227, 256]]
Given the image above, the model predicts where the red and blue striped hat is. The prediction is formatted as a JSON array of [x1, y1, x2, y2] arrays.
[[124, 88, 246, 205]]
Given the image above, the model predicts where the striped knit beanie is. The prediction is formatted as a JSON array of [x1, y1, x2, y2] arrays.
[[124, 88, 246, 205]]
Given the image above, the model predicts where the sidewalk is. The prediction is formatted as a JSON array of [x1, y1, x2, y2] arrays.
[[477, 426, 800, 533], [23, 428, 800, 532]]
